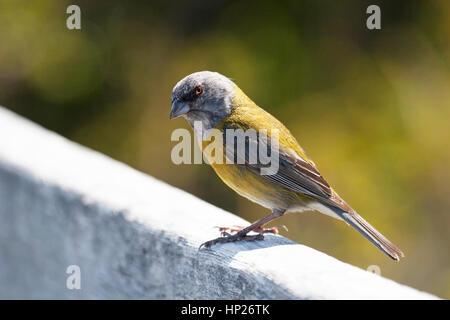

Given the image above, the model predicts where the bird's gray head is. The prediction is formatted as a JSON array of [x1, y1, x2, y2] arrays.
[[170, 71, 235, 131]]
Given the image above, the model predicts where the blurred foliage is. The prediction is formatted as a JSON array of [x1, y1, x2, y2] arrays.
[[0, 0, 449, 298]]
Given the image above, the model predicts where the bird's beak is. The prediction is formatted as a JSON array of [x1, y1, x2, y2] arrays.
[[170, 99, 190, 119]]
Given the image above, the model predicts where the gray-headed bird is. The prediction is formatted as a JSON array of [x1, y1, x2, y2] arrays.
[[170, 71, 404, 261]]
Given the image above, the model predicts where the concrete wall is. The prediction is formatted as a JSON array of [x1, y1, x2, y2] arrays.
[[0, 107, 437, 299]]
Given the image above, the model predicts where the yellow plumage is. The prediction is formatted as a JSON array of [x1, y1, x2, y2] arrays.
[[202, 85, 314, 211], [171, 71, 404, 260]]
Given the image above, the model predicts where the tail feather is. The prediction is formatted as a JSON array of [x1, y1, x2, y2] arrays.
[[340, 211, 405, 261]]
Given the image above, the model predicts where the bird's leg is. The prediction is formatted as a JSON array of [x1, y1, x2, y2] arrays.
[[199, 209, 286, 249], [215, 224, 288, 235]]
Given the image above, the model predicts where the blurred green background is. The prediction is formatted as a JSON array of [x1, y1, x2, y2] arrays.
[[0, 0, 449, 298]]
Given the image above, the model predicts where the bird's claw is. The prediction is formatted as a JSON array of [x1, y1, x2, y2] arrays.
[[200, 223, 288, 250], [259, 224, 288, 234], [199, 232, 264, 250]]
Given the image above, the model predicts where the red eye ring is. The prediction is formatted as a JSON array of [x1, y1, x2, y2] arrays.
[[195, 86, 203, 96]]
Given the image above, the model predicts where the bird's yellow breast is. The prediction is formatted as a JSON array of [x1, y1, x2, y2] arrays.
[[197, 85, 315, 211], [200, 137, 309, 211]]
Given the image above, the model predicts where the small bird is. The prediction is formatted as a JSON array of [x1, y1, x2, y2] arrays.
[[170, 71, 404, 261]]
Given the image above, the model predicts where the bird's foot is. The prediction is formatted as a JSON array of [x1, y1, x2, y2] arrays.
[[215, 224, 288, 235], [199, 224, 288, 249], [199, 231, 264, 250]]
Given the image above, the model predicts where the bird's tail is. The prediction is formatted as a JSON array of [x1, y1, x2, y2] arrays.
[[340, 211, 405, 261]]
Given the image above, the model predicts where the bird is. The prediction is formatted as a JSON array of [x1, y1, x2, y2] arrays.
[[170, 71, 404, 261]]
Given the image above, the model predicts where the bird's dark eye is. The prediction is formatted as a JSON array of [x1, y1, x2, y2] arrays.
[[194, 86, 203, 96]]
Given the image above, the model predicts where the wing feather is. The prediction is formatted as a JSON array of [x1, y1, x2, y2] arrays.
[[221, 123, 332, 200]]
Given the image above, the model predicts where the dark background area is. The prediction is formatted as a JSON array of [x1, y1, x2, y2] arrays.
[[0, 0, 449, 297]]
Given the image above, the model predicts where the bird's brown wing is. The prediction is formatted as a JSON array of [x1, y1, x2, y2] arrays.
[[220, 121, 404, 260], [221, 124, 333, 201], [261, 147, 332, 199]]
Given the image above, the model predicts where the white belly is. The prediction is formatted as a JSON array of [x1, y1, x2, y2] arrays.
[[287, 201, 344, 221]]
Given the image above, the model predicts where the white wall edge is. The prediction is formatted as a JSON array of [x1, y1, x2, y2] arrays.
[[0, 106, 439, 299]]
